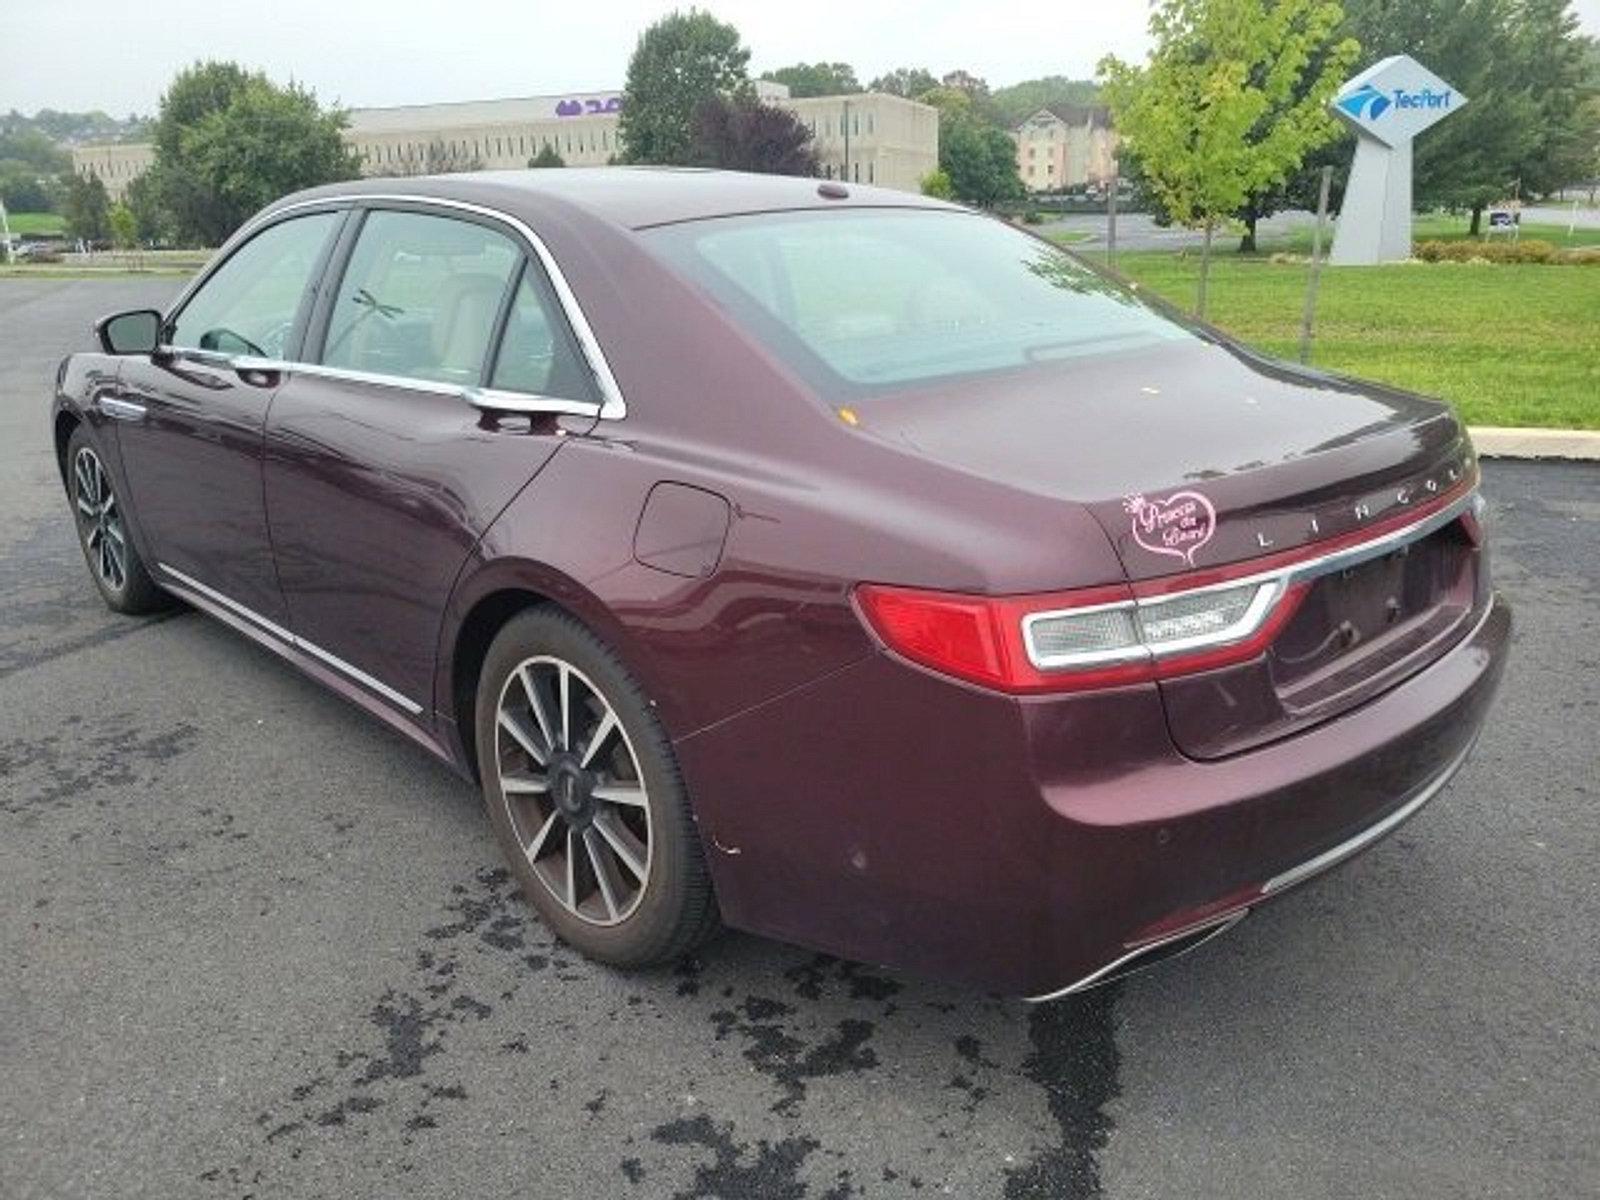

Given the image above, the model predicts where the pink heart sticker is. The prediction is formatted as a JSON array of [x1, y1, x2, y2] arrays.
[[1122, 490, 1217, 568]]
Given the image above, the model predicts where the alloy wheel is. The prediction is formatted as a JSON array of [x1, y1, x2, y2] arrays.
[[74, 446, 127, 593], [493, 655, 652, 926]]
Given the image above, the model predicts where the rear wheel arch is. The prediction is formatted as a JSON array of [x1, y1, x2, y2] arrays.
[[443, 565, 663, 783]]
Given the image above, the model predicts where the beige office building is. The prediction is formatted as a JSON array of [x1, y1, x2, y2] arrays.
[[1013, 105, 1118, 193], [72, 141, 156, 201], [73, 83, 938, 202]]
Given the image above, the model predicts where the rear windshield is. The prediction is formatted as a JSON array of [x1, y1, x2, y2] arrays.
[[643, 208, 1193, 397]]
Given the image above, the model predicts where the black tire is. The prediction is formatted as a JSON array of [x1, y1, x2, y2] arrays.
[[474, 606, 719, 967], [65, 425, 169, 615]]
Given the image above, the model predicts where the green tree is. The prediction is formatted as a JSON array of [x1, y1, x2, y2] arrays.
[[145, 61, 358, 245], [60, 171, 110, 243], [1101, 0, 1358, 315], [124, 171, 173, 245], [619, 9, 750, 165], [919, 168, 955, 199], [108, 202, 137, 252], [920, 89, 1023, 207], [689, 93, 819, 174], [0, 127, 71, 212], [176, 78, 359, 242], [868, 67, 940, 99], [761, 62, 860, 97], [991, 77, 1103, 126], [528, 144, 566, 168]]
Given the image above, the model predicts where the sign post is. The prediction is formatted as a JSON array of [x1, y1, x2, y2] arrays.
[[1329, 55, 1467, 265]]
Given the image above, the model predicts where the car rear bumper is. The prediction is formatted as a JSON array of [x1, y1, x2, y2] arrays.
[[678, 593, 1511, 997]]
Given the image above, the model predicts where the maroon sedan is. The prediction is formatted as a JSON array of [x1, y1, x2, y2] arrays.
[[53, 170, 1508, 998]]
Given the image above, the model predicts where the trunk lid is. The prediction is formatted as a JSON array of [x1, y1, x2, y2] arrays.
[[860, 337, 1486, 756]]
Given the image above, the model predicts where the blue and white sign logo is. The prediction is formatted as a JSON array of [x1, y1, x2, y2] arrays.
[[1336, 83, 1391, 121], [1330, 54, 1466, 147]]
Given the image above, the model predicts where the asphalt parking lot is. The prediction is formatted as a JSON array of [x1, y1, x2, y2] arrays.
[[3, 278, 1596, 1200]]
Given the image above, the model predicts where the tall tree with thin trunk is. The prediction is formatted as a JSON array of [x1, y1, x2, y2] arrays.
[[618, 9, 750, 165], [1100, 0, 1358, 315]]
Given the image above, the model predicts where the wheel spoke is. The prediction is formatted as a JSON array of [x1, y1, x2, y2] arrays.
[[106, 539, 126, 585], [77, 495, 97, 518], [584, 827, 621, 920], [557, 662, 572, 751], [75, 455, 95, 503], [523, 809, 560, 864], [519, 665, 557, 752], [564, 826, 578, 910], [578, 709, 618, 769], [591, 782, 646, 808], [498, 709, 547, 764], [86, 525, 102, 550], [501, 770, 549, 796], [593, 810, 647, 882], [105, 521, 124, 545]]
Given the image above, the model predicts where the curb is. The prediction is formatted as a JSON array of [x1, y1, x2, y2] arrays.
[[1469, 427, 1600, 461]]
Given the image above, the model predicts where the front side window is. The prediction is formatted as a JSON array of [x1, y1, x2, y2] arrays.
[[645, 209, 1190, 396], [168, 212, 338, 358], [320, 210, 519, 386]]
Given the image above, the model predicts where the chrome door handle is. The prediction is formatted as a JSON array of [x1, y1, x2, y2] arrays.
[[98, 395, 147, 421]]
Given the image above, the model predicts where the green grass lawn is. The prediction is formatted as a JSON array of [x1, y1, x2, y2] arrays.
[[4, 211, 66, 237], [1106, 250, 1600, 429]]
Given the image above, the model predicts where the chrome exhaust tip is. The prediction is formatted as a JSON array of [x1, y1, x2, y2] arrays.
[[1025, 910, 1248, 1003]]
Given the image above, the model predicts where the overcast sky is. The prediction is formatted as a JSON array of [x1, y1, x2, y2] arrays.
[[5, 0, 1600, 117]]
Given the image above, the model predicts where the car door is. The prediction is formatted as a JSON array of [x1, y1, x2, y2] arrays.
[[111, 209, 345, 627], [262, 202, 603, 718]]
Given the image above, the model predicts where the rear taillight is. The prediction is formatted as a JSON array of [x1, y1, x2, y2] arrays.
[[855, 577, 1307, 694], [856, 485, 1480, 695]]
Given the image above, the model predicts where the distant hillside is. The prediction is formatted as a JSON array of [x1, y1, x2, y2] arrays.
[[1, 108, 150, 146], [991, 77, 1102, 126]]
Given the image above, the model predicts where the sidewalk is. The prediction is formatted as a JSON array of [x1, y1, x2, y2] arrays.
[[1470, 427, 1600, 461]]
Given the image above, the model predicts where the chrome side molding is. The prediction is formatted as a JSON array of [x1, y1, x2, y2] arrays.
[[157, 563, 424, 716]]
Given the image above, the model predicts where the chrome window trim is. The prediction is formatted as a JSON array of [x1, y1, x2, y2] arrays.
[[160, 192, 627, 420], [157, 563, 424, 715], [215, 356, 605, 417], [1022, 488, 1478, 673]]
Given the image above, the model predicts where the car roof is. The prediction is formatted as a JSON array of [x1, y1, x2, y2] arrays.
[[275, 166, 960, 232]]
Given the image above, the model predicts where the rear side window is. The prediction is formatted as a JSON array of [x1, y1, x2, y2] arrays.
[[320, 210, 519, 386], [488, 266, 599, 404], [169, 212, 338, 358], [644, 209, 1191, 397]]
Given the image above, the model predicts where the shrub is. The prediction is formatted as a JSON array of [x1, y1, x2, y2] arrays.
[[1412, 238, 1596, 265]]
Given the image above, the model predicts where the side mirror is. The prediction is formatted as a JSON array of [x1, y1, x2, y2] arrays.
[[95, 309, 163, 355]]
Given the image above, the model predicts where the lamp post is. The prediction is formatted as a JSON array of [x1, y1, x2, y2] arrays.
[[0, 199, 13, 265]]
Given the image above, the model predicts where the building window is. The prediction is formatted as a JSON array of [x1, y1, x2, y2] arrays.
[[868, 161, 874, 184], [853, 161, 860, 182], [852, 114, 860, 136], [867, 113, 874, 134]]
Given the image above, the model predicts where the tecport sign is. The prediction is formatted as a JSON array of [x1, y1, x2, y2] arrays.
[[1329, 55, 1467, 265], [1330, 56, 1466, 148]]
